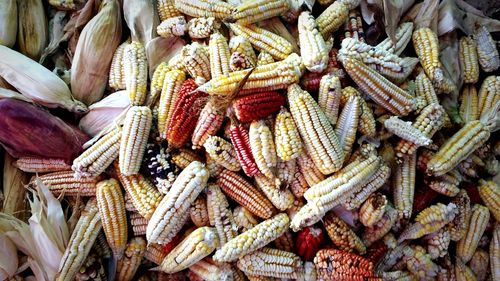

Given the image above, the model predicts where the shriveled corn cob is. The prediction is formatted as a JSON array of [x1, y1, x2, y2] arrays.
[[468, 249, 489, 281], [190, 195, 210, 227], [229, 35, 257, 71], [403, 245, 439, 280], [187, 17, 220, 39], [109, 42, 129, 90], [233, 206, 258, 233], [217, 169, 275, 219], [477, 179, 500, 221], [343, 163, 390, 210], [174, 0, 234, 19], [318, 74, 341, 125], [57, 199, 102, 281], [15, 157, 71, 173], [456, 204, 490, 263], [119, 106, 152, 175], [232, 91, 285, 123], [237, 247, 303, 279], [298, 11, 330, 73], [143, 142, 179, 194], [474, 26, 500, 72], [257, 51, 275, 66], [130, 212, 147, 236], [360, 193, 387, 227], [172, 148, 204, 169], [96, 178, 127, 258], [425, 229, 451, 259], [229, 124, 260, 177], [340, 86, 376, 137], [274, 107, 303, 161], [124, 42, 148, 106], [192, 100, 224, 149], [157, 16, 187, 37], [412, 27, 444, 86], [477, 75, 500, 119], [490, 224, 500, 281], [72, 127, 122, 178], [362, 204, 398, 246], [213, 213, 289, 263], [160, 226, 219, 273], [297, 151, 325, 187], [459, 36, 479, 84], [229, 0, 290, 25], [189, 259, 233, 281], [249, 120, 278, 180], [376, 22, 414, 55], [147, 161, 209, 245], [324, 212, 366, 254], [209, 33, 231, 79], [460, 84, 480, 123], [33, 171, 98, 197], [335, 95, 360, 159], [203, 136, 240, 172], [182, 43, 211, 83], [206, 184, 238, 247], [116, 237, 146, 281], [287, 84, 344, 174], [255, 173, 294, 211], [158, 0, 181, 21], [314, 248, 375, 281], [448, 190, 471, 241], [316, 0, 359, 39]]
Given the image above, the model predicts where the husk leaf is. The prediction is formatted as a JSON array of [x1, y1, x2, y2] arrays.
[[17, 0, 48, 61], [123, 0, 159, 45], [0, 0, 17, 48], [40, 11, 68, 64], [145, 36, 186, 78], [0, 88, 34, 103], [438, 0, 500, 36], [2, 153, 29, 220]]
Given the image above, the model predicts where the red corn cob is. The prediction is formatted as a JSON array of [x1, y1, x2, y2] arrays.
[[300, 49, 347, 92], [314, 248, 376, 281], [191, 101, 225, 149], [229, 123, 260, 177], [232, 91, 285, 122], [167, 79, 208, 148], [364, 240, 388, 264], [296, 226, 325, 261]]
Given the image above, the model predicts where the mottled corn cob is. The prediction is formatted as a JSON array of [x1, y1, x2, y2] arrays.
[[158, 0, 181, 21], [490, 224, 500, 281], [174, 0, 234, 19], [360, 193, 387, 227], [72, 127, 122, 178], [376, 22, 414, 55], [362, 204, 398, 246], [116, 237, 146, 281], [318, 74, 341, 125], [297, 151, 325, 187], [459, 36, 480, 84], [340, 86, 376, 137], [460, 84, 480, 123], [34, 171, 98, 197], [316, 0, 357, 39], [477, 179, 500, 221], [468, 249, 489, 281], [230, 0, 289, 25], [233, 206, 258, 233], [274, 107, 303, 161], [298, 11, 330, 73], [314, 248, 375, 281], [209, 33, 231, 79], [147, 161, 209, 245], [119, 106, 152, 175], [14, 157, 71, 173], [341, 9, 365, 42], [229, 124, 260, 177], [249, 120, 278, 180], [187, 17, 220, 39], [109, 42, 129, 90], [478, 75, 500, 119], [403, 245, 439, 280], [324, 212, 366, 254], [255, 173, 294, 211], [213, 213, 289, 263], [160, 226, 219, 273], [192, 100, 224, 149], [217, 169, 275, 219], [232, 91, 285, 123], [474, 26, 500, 72], [412, 27, 444, 86], [182, 43, 211, 83], [172, 148, 204, 169], [229, 35, 257, 71], [124, 42, 148, 106], [206, 184, 238, 247], [143, 142, 179, 194], [287, 84, 344, 174], [446, 190, 471, 242], [257, 51, 275, 66], [456, 204, 490, 263], [335, 95, 360, 159], [75, 250, 106, 281], [343, 163, 391, 210], [203, 136, 240, 172], [157, 16, 187, 37], [189, 259, 233, 281], [237, 247, 303, 279], [425, 228, 451, 259], [130, 212, 147, 236]]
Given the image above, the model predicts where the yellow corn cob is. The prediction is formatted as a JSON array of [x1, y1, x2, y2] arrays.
[[119, 106, 152, 175], [150, 62, 169, 106], [157, 16, 187, 37], [376, 22, 414, 55], [362, 204, 398, 246], [412, 27, 444, 86], [160, 226, 219, 273], [468, 249, 489, 281], [455, 258, 478, 281], [130, 211, 148, 236], [425, 228, 451, 259], [57, 199, 102, 281], [15, 157, 71, 173], [209, 33, 231, 79], [287, 84, 344, 174], [249, 120, 278, 180], [174, 0, 234, 19], [478, 75, 500, 119], [474, 26, 500, 72], [124, 41, 148, 106], [34, 171, 98, 197], [172, 148, 203, 169], [109, 41, 129, 90], [187, 17, 220, 39], [318, 74, 341, 125], [448, 190, 471, 241], [490, 224, 500, 281], [182, 42, 211, 84], [298, 11, 330, 73], [324, 212, 366, 254], [477, 180, 500, 221], [297, 151, 325, 187], [233, 206, 258, 233], [190, 195, 210, 227], [213, 213, 289, 263], [229, 23, 293, 60], [316, 0, 353, 39], [393, 153, 416, 221], [96, 178, 127, 258], [459, 36, 479, 84], [459, 84, 480, 123], [116, 237, 146, 281], [340, 56, 415, 116], [343, 163, 390, 210], [404, 245, 439, 280], [257, 51, 275, 66], [255, 173, 294, 211], [158, 0, 181, 21], [147, 161, 209, 244], [206, 184, 238, 247], [335, 95, 360, 159], [167, 53, 186, 72], [274, 107, 303, 161], [72, 127, 122, 178], [237, 247, 303, 279], [230, 0, 289, 25], [340, 86, 376, 137], [414, 72, 439, 113], [158, 70, 186, 139], [203, 136, 241, 172], [359, 193, 387, 227], [189, 259, 233, 281], [229, 35, 257, 71]]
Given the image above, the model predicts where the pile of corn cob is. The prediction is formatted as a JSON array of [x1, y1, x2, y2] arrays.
[[1, 0, 500, 280]]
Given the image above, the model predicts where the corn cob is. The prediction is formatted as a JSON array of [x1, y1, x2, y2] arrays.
[[425, 228, 451, 260], [172, 148, 203, 169], [158, 0, 181, 21], [167, 53, 186, 72], [119, 106, 152, 175], [468, 249, 489, 281], [287, 84, 344, 174], [314, 248, 375, 281], [209, 33, 231, 79], [460, 84, 480, 123], [297, 151, 325, 187], [229, 0, 289, 25], [206, 184, 238, 247], [335, 95, 360, 159], [273, 229, 294, 252], [124, 42, 148, 106], [229, 123, 260, 177], [274, 107, 303, 161], [147, 161, 209, 245], [385, 116, 431, 147], [412, 27, 444, 86], [116, 169, 163, 220], [403, 245, 439, 280], [456, 204, 490, 263], [130, 212, 147, 236], [124, 192, 136, 212], [459, 36, 480, 84], [298, 11, 330, 73], [213, 213, 289, 263], [426, 171, 461, 197], [249, 120, 278, 180], [343, 163, 390, 210], [341, 9, 365, 42], [340, 86, 376, 137], [229, 24, 293, 60], [143, 142, 179, 194], [192, 100, 224, 149], [316, 0, 356, 39], [362, 204, 398, 246], [275, 157, 296, 188], [490, 224, 500, 281], [454, 258, 478, 281], [217, 169, 275, 218], [318, 74, 341, 126], [145, 243, 169, 265], [323, 212, 366, 254], [448, 190, 471, 241], [478, 75, 500, 119], [296, 226, 324, 261], [360, 193, 387, 227], [203, 136, 240, 172], [72, 127, 122, 178], [14, 157, 70, 173], [187, 17, 220, 39], [257, 51, 275, 66], [300, 48, 346, 93], [232, 91, 285, 123], [189, 259, 233, 281], [237, 247, 303, 279], [116, 237, 146, 281], [160, 226, 219, 273], [167, 79, 208, 148], [474, 26, 500, 72], [182, 43, 211, 84], [109, 42, 129, 90], [174, 0, 234, 19], [75, 250, 106, 281], [255, 173, 294, 211], [233, 206, 259, 233], [57, 199, 102, 281], [376, 22, 414, 55], [229, 35, 257, 71], [190, 195, 210, 227], [157, 16, 187, 37], [477, 179, 500, 221], [341, 57, 415, 116], [34, 171, 98, 197], [150, 62, 169, 106], [414, 72, 439, 113]]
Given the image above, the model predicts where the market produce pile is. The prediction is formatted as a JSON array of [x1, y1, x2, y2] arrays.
[[1, 0, 500, 280]]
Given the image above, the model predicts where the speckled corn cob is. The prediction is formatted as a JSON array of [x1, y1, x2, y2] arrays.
[[209, 33, 231, 79], [297, 151, 325, 187], [460, 84, 480, 123], [233, 206, 258, 233], [343, 163, 390, 210], [124, 42, 148, 105], [298, 11, 330, 73], [341, 57, 415, 116], [362, 204, 398, 246], [230, 123, 260, 177], [318, 74, 341, 125], [287, 84, 344, 174], [15, 157, 70, 173], [189, 259, 233, 281], [229, 0, 289, 25], [158, 0, 181, 21], [157, 16, 187, 37], [474, 26, 500, 72], [478, 75, 500, 119], [116, 237, 146, 281], [229, 35, 257, 71], [130, 212, 147, 236], [425, 228, 450, 259], [109, 42, 129, 90], [257, 51, 275, 66], [448, 190, 471, 241], [72, 127, 122, 178], [147, 161, 209, 245], [34, 171, 98, 197], [360, 193, 387, 227], [217, 169, 275, 219], [314, 248, 375, 281], [468, 249, 489, 281], [324, 212, 366, 254], [457, 204, 490, 263], [249, 120, 278, 180], [174, 0, 233, 18], [274, 107, 303, 161], [213, 213, 289, 263], [255, 173, 294, 211], [478, 179, 500, 221], [75, 250, 106, 281], [119, 106, 152, 175], [237, 247, 303, 279], [192, 100, 224, 149], [182, 43, 211, 83], [229, 24, 293, 60], [206, 184, 238, 247], [341, 9, 365, 42], [316, 0, 359, 39], [57, 199, 102, 281], [340, 86, 376, 137], [335, 95, 360, 159], [376, 22, 414, 55], [490, 224, 500, 281], [190, 195, 210, 227], [143, 142, 178, 194], [403, 245, 439, 280], [459, 36, 479, 84], [187, 17, 220, 39], [203, 136, 241, 172]]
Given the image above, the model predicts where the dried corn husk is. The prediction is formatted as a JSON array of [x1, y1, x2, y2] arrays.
[[0, 45, 87, 113], [0, 99, 89, 161], [123, 0, 159, 45], [0, 88, 34, 103], [17, 0, 48, 61], [70, 0, 122, 105], [40, 11, 68, 64], [0, 0, 17, 48], [145, 36, 185, 78], [2, 153, 28, 220], [0, 233, 17, 280], [48, 0, 86, 10], [79, 90, 131, 137], [438, 0, 500, 36]]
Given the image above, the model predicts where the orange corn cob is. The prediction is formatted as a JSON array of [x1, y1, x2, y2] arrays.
[[314, 248, 376, 281], [15, 157, 71, 173]]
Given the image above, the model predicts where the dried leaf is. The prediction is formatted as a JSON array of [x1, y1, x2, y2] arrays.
[[0, 0, 17, 48], [123, 0, 159, 45], [438, 0, 500, 36], [146, 36, 186, 78], [39, 11, 68, 64], [361, 0, 414, 43], [0, 88, 34, 103], [2, 153, 29, 220], [414, 0, 439, 31], [17, 0, 48, 61], [0, 234, 18, 280]]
